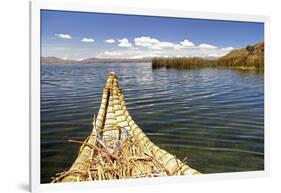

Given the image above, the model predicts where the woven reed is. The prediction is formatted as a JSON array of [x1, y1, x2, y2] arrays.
[[51, 72, 200, 183]]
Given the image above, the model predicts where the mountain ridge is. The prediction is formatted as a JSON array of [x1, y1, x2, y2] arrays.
[[41, 56, 152, 64]]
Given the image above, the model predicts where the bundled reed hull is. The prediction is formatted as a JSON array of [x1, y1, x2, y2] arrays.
[[52, 72, 200, 183]]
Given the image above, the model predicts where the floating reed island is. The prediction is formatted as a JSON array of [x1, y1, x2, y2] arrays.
[[152, 41, 264, 70], [51, 72, 199, 183]]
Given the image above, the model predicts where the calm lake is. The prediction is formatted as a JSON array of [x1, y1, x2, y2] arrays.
[[41, 63, 264, 183]]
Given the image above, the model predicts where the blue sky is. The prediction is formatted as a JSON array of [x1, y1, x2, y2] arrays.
[[41, 10, 264, 60]]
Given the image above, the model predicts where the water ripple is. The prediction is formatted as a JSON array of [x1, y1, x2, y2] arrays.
[[40, 63, 264, 183]]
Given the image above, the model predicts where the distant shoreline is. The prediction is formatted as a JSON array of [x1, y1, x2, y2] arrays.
[[42, 41, 264, 70], [41, 57, 152, 65], [152, 41, 264, 70]]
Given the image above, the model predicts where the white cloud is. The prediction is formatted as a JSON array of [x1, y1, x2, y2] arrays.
[[77, 58, 85, 61], [105, 39, 115, 43], [46, 33, 236, 60], [135, 36, 160, 48], [198, 43, 217, 49], [180, 39, 195, 47], [96, 49, 161, 59], [47, 35, 233, 60], [134, 36, 177, 50], [134, 36, 197, 50], [208, 53, 220, 58], [102, 51, 123, 57], [117, 38, 132, 47], [55, 33, 72, 39], [157, 41, 177, 49], [62, 55, 68, 60], [81, 38, 95, 43], [96, 43, 234, 59], [221, 47, 234, 51]]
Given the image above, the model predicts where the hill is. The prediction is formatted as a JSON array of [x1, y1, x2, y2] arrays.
[[40, 56, 78, 64], [217, 41, 264, 69], [41, 56, 152, 64]]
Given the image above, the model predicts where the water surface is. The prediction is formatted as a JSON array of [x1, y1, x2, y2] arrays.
[[41, 63, 264, 183]]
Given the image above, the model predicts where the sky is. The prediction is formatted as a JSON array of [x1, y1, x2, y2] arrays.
[[41, 10, 264, 60]]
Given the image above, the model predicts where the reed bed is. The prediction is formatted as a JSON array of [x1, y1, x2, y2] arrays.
[[152, 42, 264, 70]]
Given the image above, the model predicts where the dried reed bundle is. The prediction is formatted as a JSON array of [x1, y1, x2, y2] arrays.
[[51, 72, 200, 183]]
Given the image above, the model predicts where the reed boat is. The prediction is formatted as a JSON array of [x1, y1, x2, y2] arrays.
[[51, 72, 200, 183]]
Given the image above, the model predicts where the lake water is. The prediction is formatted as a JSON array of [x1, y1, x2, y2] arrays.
[[41, 63, 264, 183]]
